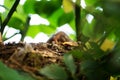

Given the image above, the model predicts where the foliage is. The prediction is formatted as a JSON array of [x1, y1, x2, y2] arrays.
[[0, 0, 120, 80], [0, 62, 35, 80], [40, 64, 68, 80], [40, 54, 77, 80]]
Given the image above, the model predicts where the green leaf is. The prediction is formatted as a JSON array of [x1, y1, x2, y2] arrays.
[[23, 0, 35, 14], [63, 54, 76, 75], [4, 0, 14, 9], [8, 17, 24, 30], [104, 42, 120, 75], [102, 1, 120, 18], [80, 60, 107, 80], [2, 0, 14, 21], [115, 26, 120, 39], [15, 5, 27, 22], [48, 8, 64, 27], [34, 0, 62, 17], [58, 12, 74, 26], [40, 64, 68, 80], [27, 25, 54, 38], [27, 25, 39, 38], [68, 50, 83, 59], [17, 71, 35, 80], [82, 18, 96, 38], [62, 0, 73, 13], [69, 19, 75, 31], [89, 42, 105, 60], [80, 60, 99, 74], [85, 0, 97, 6], [0, 62, 34, 80]]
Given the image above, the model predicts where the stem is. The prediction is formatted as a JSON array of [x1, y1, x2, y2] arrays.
[[1, 0, 20, 35], [21, 16, 31, 41], [0, 5, 9, 10], [0, 15, 2, 42], [0, 16, 2, 29], [75, 0, 81, 41], [3, 32, 19, 41]]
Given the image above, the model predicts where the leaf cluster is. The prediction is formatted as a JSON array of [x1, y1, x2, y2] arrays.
[[0, 0, 75, 41], [38, 0, 120, 80], [1, 0, 120, 80]]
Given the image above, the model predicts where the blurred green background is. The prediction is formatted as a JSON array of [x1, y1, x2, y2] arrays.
[[1, 0, 120, 80]]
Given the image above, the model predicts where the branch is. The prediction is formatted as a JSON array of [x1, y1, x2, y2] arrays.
[[1, 0, 20, 35], [75, 0, 81, 41]]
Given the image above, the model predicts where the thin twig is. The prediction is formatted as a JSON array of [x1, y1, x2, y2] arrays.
[[0, 4, 9, 10], [75, 0, 81, 41], [0, 16, 2, 29], [0, 16, 2, 42], [1, 0, 20, 35], [3, 32, 19, 41]]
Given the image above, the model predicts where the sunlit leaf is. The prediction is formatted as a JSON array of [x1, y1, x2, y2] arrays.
[[27, 25, 40, 38], [2, 0, 14, 21], [63, 54, 76, 74], [8, 17, 24, 30], [15, 5, 27, 22], [85, 0, 97, 6], [23, 0, 35, 14], [110, 76, 117, 80], [27, 25, 54, 38], [40, 64, 68, 80], [62, 0, 73, 13], [100, 39, 115, 51], [69, 19, 75, 31], [4, 0, 14, 9]]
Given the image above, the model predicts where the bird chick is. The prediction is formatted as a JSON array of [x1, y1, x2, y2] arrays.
[[47, 31, 78, 46]]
